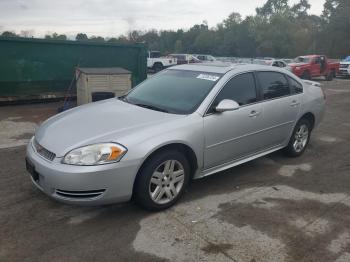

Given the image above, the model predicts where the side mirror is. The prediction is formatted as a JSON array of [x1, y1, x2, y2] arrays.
[[215, 99, 240, 113]]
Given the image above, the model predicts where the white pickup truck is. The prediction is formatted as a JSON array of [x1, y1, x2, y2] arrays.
[[338, 56, 350, 77], [147, 51, 177, 72]]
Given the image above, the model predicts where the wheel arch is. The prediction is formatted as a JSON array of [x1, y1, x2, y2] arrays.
[[132, 142, 199, 195], [301, 70, 311, 79], [299, 112, 315, 130], [153, 62, 164, 67]]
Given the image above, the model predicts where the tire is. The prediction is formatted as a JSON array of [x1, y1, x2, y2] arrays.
[[284, 118, 311, 157], [134, 150, 190, 211], [333, 70, 337, 78], [301, 71, 311, 80], [153, 63, 163, 72], [326, 71, 334, 81]]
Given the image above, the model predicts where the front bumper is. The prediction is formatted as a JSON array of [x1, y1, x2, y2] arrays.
[[337, 68, 350, 76], [25, 139, 141, 206]]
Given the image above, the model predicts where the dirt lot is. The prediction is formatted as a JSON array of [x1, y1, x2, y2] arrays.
[[1, 78, 350, 262]]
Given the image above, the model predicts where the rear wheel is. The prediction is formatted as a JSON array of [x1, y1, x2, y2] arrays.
[[284, 118, 311, 157], [134, 150, 190, 211]]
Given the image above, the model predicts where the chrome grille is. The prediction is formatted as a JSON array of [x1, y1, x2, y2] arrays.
[[33, 139, 56, 161], [55, 189, 106, 199], [340, 64, 349, 69]]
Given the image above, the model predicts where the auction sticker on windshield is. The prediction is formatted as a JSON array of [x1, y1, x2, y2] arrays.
[[196, 74, 220, 81]]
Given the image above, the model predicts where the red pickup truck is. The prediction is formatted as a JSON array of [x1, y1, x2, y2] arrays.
[[289, 55, 339, 81]]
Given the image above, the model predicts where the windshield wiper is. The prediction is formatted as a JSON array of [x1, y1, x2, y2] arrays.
[[135, 103, 169, 113], [119, 95, 129, 102]]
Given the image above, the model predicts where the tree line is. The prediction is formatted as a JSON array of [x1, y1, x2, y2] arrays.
[[1, 0, 349, 58]]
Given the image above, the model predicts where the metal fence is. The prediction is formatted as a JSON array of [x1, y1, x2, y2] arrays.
[[0, 37, 147, 99]]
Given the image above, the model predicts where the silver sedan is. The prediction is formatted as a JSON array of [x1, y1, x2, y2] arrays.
[[26, 64, 325, 210]]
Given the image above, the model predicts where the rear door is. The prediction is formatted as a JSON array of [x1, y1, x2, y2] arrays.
[[255, 71, 301, 148]]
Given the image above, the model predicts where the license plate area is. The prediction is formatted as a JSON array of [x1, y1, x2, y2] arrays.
[[26, 158, 39, 181]]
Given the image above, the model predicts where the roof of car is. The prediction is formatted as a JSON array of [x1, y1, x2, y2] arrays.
[[298, 55, 325, 58], [76, 67, 131, 74], [169, 63, 290, 74]]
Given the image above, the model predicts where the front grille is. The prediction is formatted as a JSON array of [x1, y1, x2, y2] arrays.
[[340, 64, 349, 69], [56, 189, 106, 199], [33, 139, 56, 161]]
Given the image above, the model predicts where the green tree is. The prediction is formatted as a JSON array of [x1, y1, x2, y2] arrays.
[[45, 33, 67, 40], [1, 31, 18, 37], [89, 36, 105, 42], [75, 33, 88, 41], [174, 40, 183, 53], [321, 0, 350, 57]]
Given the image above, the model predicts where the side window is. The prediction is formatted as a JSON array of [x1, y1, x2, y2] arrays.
[[279, 61, 286, 67], [257, 72, 290, 100], [209, 73, 257, 113], [288, 76, 303, 94]]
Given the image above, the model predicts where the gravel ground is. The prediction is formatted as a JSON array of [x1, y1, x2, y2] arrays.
[[0, 77, 350, 262]]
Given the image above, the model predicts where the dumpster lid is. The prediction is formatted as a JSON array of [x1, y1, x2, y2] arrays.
[[77, 67, 131, 75]]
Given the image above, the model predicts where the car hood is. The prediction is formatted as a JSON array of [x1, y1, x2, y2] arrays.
[[288, 62, 308, 67], [35, 99, 184, 157]]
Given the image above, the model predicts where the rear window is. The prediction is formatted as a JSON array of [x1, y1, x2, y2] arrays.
[[288, 76, 303, 94], [257, 72, 290, 100], [150, 52, 161, 58]]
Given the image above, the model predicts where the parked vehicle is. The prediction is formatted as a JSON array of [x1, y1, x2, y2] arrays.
[[26, 64, 325, 210], [253, 59, 292, 71], [169, 54, 202, 64], [337, 56, 350, 77], [147, 51, 177, 72], [289, 55, 340, 81], [194, 54, 217, 62], [282, 58, 294, 64]]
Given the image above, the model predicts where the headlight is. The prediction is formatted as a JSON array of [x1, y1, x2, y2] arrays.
[[62, 143, 127, 165]]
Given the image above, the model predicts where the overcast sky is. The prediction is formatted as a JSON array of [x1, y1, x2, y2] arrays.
[[0, 0, 325, 38]]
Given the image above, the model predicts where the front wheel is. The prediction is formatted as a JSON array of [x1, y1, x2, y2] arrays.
[[153, 63, 163, 72], [134, 150, 190, 211], [284, 119, 311, 157], [301, 71, 311, 80], [326, 71, 334, 81]]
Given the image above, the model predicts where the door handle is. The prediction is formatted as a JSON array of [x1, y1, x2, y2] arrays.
[[290, 100, 300, 107], [249, 110, 260, 117]]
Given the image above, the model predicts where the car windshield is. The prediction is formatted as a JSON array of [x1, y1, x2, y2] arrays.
[[124, 69, 222, 114], [208, 56, 216, 61], [343, 56, 350, 62], [294, 56, 310, 63]]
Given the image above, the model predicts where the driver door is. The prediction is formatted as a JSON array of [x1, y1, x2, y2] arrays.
[[203, 72, 264, 169], [312, 57, 321, 76]]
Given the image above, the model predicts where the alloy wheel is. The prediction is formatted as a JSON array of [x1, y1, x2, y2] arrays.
[[293, 124, 309, 153], [149, 160, 185, 204]]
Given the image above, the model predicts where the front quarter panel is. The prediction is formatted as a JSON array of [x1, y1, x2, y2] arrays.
[[117, 113, 204, 177]]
